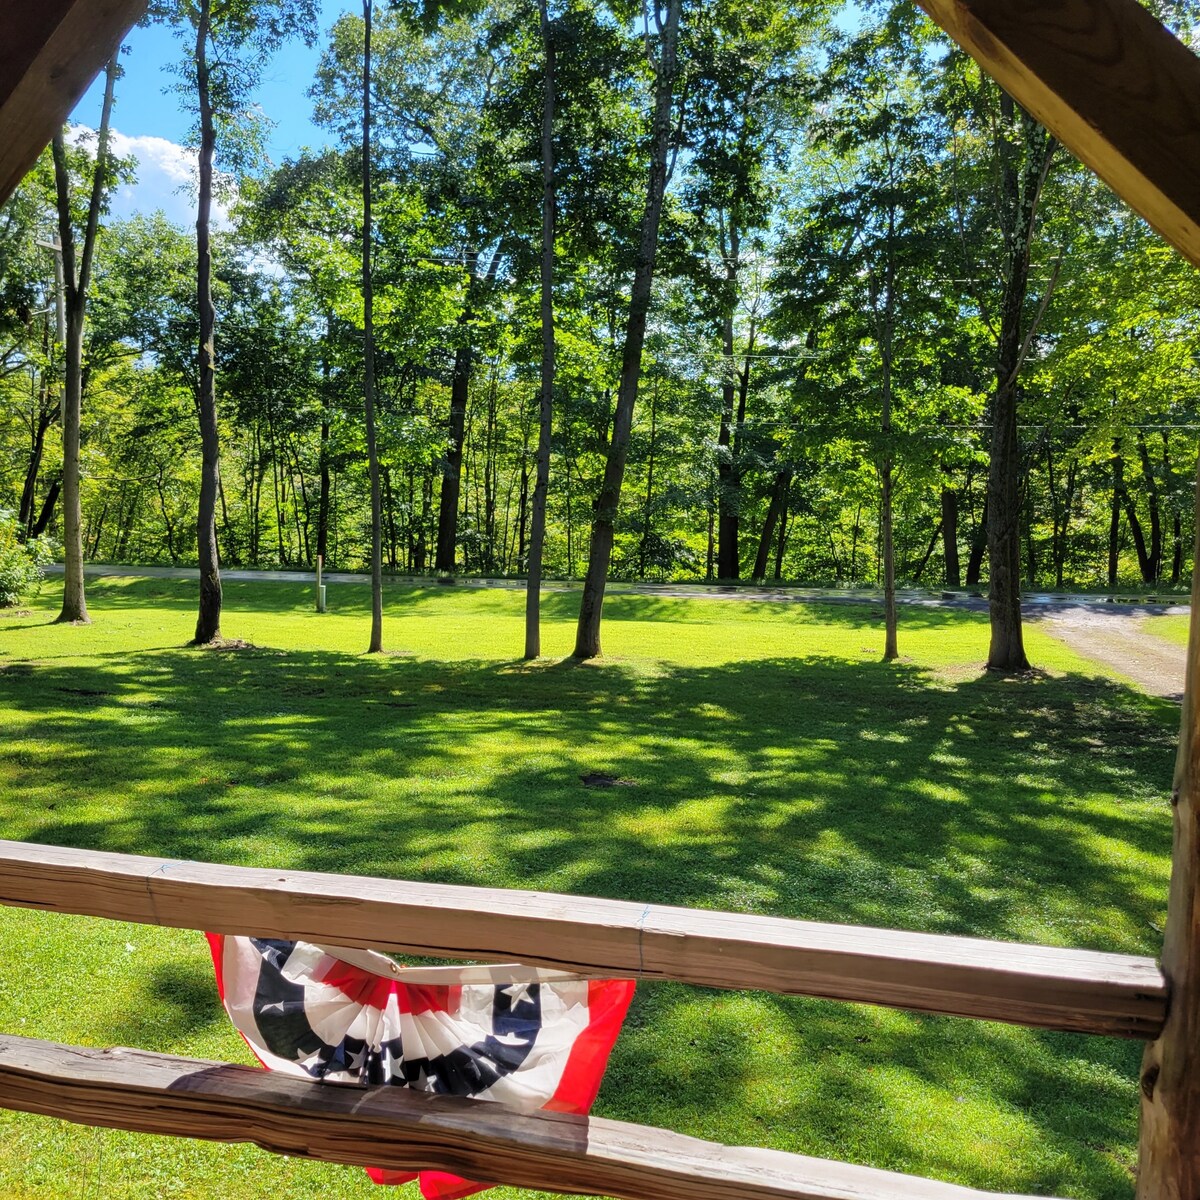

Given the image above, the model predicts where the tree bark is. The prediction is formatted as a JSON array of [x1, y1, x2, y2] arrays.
[[573, 0, 682, 658], [193, 5, 222, 644], [50, 56, 116, 625], [362, 0, 383, 652], [1135, 458, 1200, 1198], [941, 485, 960, 587], [986, 100, 1052, 671]]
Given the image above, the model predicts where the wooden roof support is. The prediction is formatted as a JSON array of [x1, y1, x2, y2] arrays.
[[915, 0, 1200, 268], [1135, 460, 1200, 1197], [0, 0, 148, 204], [0, 1032, 1055, 1200], [0, 839, 1167, 1037]]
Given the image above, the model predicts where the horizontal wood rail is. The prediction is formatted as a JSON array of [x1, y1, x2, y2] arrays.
[[0, 840, 1166, 1037], [0, 1033, 1052, 1200]]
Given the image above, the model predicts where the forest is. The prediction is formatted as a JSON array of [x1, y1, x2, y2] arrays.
[[2, 0, 1199, 657]]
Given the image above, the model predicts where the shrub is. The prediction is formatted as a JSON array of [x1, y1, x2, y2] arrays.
[[0, 510, 53, 607]]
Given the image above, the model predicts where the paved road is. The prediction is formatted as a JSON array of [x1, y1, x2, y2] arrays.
[[47, 563, 1188, 697], [46, 562, 1191, 613]]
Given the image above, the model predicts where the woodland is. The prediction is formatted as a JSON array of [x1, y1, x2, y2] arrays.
[[2, 0, 1199, 665]]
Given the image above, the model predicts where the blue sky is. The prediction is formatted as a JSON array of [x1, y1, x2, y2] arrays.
[[71, 0, 354, 226], [72, 2, 863, 229]]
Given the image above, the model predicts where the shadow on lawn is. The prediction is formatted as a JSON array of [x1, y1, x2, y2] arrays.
[[0, 642, 1175, 1198]]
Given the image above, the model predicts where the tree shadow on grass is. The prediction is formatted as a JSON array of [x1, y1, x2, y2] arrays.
[[0, 644, 1175, 1199]]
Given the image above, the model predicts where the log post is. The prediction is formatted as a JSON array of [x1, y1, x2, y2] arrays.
[[1135, 455, 1200, 1199]]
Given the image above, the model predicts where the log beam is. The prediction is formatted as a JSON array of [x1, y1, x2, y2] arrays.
[[0, 1033, 1054, 1200], [915, 0, 1200, 268], [1134, 458, 1200, 1198], [0, 839, 1166, 1037], [0, 0, 147, 205]]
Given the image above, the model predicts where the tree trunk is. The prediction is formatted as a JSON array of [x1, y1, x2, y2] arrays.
[[156, 465, 177, 562], [317, 316, 332, 564], [1137, 430, 1164, 582], [752, 470, 791, 582], [941, 485, 960, 587], [1135, 459, 1200, 1198], [436, 339, 472, 573], [523, 0, 556, 654], [637, 374, 659, 579], [362, 0, 383, 651], [18, 407, 55, 538], [716, 248, 739, 581], [574, 0, 682, 658], [31, 474, 62, 540], [882, 457, 897, 659], [1105, 443, 1122, 590], [986, 101, 1052, 671], [910, 524, 941, 583], [50, 56, 116, 624], [193, 6, 222, 644], [774, 484, 791, 582], [966, 500, 987, 586]]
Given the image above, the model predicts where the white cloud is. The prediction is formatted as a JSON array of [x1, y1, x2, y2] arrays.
[[67, 125, 237, 229]]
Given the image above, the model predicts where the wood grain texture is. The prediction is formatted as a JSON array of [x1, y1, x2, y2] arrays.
[[0, 1033, 1054, 1200], [1135, 461, 1200, 1198], [0, 0, 147, 205], [0, 840, 1165, 1037], [915, 0, 1200, 267]]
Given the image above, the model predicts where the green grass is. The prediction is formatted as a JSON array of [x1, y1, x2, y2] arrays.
[[0, 577, 1178, 1199], [1141, 613, 1190, 647]]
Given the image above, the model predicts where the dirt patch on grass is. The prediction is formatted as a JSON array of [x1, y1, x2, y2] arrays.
[[195, 636, 260, 652], [1034, 607, 1184, 701]]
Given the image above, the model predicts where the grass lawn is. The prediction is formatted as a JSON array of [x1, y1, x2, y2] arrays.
[[0, 577, 1178, 1200], [1141, 613, 1190, 647]]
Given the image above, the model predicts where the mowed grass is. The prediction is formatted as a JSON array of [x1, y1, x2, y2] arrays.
[[1141, 613, 1190, 646], [0, 577, 1179, 1200]]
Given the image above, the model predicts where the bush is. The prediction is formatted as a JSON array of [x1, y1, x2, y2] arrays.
[[0, 510, 53, 607]]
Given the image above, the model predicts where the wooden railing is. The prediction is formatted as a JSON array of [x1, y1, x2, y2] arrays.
[[0, 838, 1168, 1200]]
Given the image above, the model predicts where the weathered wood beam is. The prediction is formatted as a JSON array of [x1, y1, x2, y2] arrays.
[[1135, 457, 1200, 1197], [914, 0, 1200, 268], [0, 840, 1166, 1037], [0, 0, 148, 206], [0, 1033, 1054, 1200]]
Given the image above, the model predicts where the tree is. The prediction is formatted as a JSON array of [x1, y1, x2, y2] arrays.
[[523, 0, 556, 659], [156, 0, 318, 643], [362, 0, 384, 651], [50, 56, 121, 625], [573, 0, 683, 659]]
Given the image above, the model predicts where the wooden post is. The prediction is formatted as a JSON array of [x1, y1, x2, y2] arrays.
[[315, 553, 326, 612], [1135, 456, 1200, 1199]]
